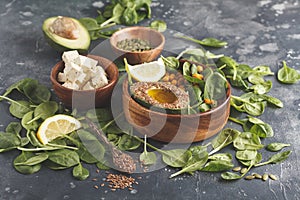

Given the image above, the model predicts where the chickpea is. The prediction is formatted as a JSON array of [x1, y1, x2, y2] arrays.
[[197, 65, 203, 73], [171, 79, 177, 85]]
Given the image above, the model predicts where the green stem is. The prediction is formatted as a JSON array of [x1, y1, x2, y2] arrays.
[[26, 115, 41, 125], [46, 143, 78, 150], [101, 112, 124, 131], [17, 146, 60, 151], [0, 95, 25, 107], [174, 34, 204, 45], [88, 23, 116, 31], [254, 161, 269, 167], [228, 117, 245, 126]]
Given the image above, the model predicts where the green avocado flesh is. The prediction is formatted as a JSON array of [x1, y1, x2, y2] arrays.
[[42, 17, 91, 53], [130, 82, 189, 114]]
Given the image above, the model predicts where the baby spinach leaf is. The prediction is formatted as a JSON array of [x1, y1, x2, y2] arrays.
[[201, 160, 234, 172], [176, 34, 227, 48], [23, 80, 51, 104], [0, 78, 34, 101], [277, 61, 300, 84], [239, 152, 262, 167], [14, 153, 48, 166], [208, 153, 232, 162], [21, 111, 39, 131], [9, 100, 32, 119], [47, 149, 80, 168], [0, 132, 21, 152], [255, 150, 292, 167], [121, 6, 138, 25], [32, 101, 58, 121], [161, 56, 180, 69], [204, 71, 227, 101], [139, 136, 157, 165], [26, 130, 43, 147], [236, 150, 257, 161], [96, 160, 110, 170], [72, 163, 90, 180], [266, 143, 290, 152], [253, 65, 274, 76], [162, 149, 191, 168], [100, 3, 124, 27], [78, 18, 99, 31], [13, 151, 42, 174], [233, 132, 264, 151], [118, 134, 141, 151], [258, 94, 283, 108], [210, 128, 240, 155], [6, 122, 22, 135], [150, 20, 167, 32], [221, 172, 242, 180], [85, 108, 113, 122]]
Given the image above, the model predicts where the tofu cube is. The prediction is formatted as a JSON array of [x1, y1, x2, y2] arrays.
[[82, 81, 94, 90], [62, 50, 79, 64], [74, 55, 98, 72], [57, 72, 67, 82], [64, 62, 82, 82], [62, 81, 79, 90]]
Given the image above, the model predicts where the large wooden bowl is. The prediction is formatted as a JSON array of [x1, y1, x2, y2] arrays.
[[110, 26, 165, 65], [51, 55, 119, 110], [122, 79, 231, 143]]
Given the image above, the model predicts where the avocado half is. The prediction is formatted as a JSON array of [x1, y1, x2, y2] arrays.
[[42, 16, 91, 53]]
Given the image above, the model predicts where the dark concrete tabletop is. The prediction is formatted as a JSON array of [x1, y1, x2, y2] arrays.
[[0, 0, 299, 199]]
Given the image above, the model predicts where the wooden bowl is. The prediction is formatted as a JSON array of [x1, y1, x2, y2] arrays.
[[122, 79, 231, 143], [110, 26, 165, 65], [50, 55, 119, 110]]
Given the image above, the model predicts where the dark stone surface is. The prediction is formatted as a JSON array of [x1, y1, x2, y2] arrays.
[[0, 0, 299, 199]]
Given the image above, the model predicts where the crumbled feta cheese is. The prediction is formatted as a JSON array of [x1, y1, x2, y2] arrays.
[[62, 50, 80, 64], [59, 50, 109, 90]]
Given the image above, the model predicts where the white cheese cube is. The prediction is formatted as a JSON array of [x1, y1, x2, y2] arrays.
[[82, 81, 94, 90], [91, 66, 108, 88], [64, 62, 82, 82], [74, 55, 98, 72], [57, 72, 67, 82], [62, 81, 79, 90], [62, 50, 79, 64]]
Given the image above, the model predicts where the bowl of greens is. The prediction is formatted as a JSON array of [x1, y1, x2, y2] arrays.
[[110, 26, 165, 64], [122, 58, 231, 143]]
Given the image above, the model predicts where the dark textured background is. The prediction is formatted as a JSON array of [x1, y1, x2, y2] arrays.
[[0, 0, 299, 199]]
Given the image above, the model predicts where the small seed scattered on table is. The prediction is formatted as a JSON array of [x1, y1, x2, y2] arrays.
[[262, 173, 269, 181], [245, 175, 255, 180], [269, 174, 278, 180], [252, 173, 262, 179], [232, 166, 241, 172]]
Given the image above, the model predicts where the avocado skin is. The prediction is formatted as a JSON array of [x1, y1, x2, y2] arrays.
[[42, 17, 91, 54]]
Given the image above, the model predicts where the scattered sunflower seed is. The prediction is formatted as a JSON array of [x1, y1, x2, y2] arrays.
[[252, 173, 262, 179], [245, 175, 255, 180], [241, 168, 248, 174]]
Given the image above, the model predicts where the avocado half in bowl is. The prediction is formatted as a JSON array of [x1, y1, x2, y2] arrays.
[[43, 16, 90, 53], [122, 59, 231, 143]]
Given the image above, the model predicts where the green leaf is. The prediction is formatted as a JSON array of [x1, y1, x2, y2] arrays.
[[47, 149, 80, 168], [14, 153, 48, 166], [150, 20, 167, 32], [221, 172, 242, 180], [78, 17, 99, 31], [72, 163, 90, 180], [96, 160, 110, 170], [162, 149, 191, 168], [33, 101, 58, 120], [9, 100, 32, 119], [210, 128, 240, 154], [176, 34, 227, 48], [0, 78, 35, 101], [233, 132, 264, 151], [236, 150, 257, 161], [121, 6, 138, 25], [201, 160, 234, 172], [21, 111, 39, 131], [6, 122, 22, 135], [23, 80, 51, 104], [13, 151, 41, 174], [118, 134, 141, 151], [239, 152, 262, 167], [266, 143, 291, 152], [255, 150, 292, 167], [0, 132, 21, 152], [277, 61, 300, 84], [139, 136, 157, 165]]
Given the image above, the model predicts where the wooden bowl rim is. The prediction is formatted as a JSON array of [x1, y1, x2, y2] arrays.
[[50, 55, 119, 93], [122, 77, 231, 119], [110, 26, 165, 55]]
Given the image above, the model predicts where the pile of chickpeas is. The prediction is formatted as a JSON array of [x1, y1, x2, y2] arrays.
[[161, 70, 187, 90]]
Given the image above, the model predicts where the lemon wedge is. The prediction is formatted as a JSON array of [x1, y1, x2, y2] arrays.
[[127, 58, 166, 82], [37, 114, 81, 145]]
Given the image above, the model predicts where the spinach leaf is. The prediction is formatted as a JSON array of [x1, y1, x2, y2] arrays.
[[14, 153, 48, 166], [0, 132, 21, 152], [8, 100, 32, 119], [6, 122, 22, 135], [0, 78, 34, 101], [100, 3, 124, 27], [277, 61, 300, 84], [176, 34, 227, 48], [150, 20, 167, 32], [266, 143, 290, 152], [203, 71, 227, 102], [85, 108, 113, 122], [13, 151, 42, 174], [32, 101, 58, 121], [72, 163, 90, 180], [233, 132, 264, 150], [162, 149, 191, 168], [208, 153, 232, 162], [121, 6, 138, 25], [139, 136, 156, 165], [236, 150, 257, 161], [117, 134, 141, 151], [210, 128, 240, 155], [161, 56, 180, 69], [21, 111, 39, 131], [47, 149, 80, 168], [201, 161, 234, 172], [221, 172, 242, 180], [255, 150, 292, 167], [96, 160, 110, 170], [239, 152, 262, 167], [23, 80, 51, 104]]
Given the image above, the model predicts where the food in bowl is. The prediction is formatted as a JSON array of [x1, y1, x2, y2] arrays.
[[57, 50, 108, 90], [116, 38, 152, 52]]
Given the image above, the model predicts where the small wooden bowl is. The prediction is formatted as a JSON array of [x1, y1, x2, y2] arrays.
[[50, 55, 119, 110], [122, 79, 231, 143], [110, 26, 165, 64]]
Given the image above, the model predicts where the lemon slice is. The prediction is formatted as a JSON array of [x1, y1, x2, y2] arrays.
[[127, 58, 166, 82], [37, 114, 81, 145]]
